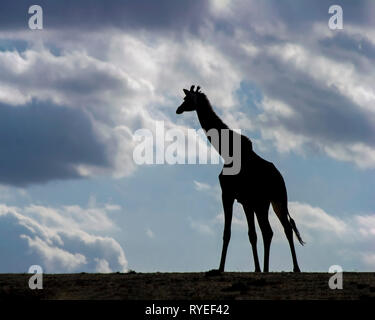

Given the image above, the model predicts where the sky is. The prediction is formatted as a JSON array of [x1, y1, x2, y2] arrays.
[[0, 0, 374, 273]]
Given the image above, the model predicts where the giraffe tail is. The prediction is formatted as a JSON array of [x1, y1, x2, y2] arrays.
[[287, 212, 305, 246]]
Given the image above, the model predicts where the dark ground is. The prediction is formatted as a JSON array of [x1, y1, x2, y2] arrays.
[[0, 272, 374, 300]]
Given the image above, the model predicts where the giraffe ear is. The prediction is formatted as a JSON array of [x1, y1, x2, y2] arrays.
[[183, 89, 190, 96]]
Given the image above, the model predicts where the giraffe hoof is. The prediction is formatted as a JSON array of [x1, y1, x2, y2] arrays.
[[293, 267, 301, 272], [205, 269, 222, 277]]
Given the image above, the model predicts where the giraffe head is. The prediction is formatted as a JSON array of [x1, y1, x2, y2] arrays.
[[176, 85, 202, 114]]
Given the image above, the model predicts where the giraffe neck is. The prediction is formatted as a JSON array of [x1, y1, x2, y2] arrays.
[[195, 94, 234, 160], [195, 95, 229, 133], [195, 94, 254, 166]]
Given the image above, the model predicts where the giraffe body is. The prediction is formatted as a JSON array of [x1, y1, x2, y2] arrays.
[[219, 152, 285, 205]]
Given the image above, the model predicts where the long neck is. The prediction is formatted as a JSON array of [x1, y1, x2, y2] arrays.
[[195, 95, 253, 168], [195, 95, 229, 132], [195, 95, 234, 161]]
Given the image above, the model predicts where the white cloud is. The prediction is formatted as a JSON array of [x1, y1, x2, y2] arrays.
[[209, 0, 233, 17], [193, 180, 211, 191], [146, 228, 155, 239], [258, 124, 308, 154], [268, 42, 375, 116], [189, 217, 214, 235], [356, 215, 375, 237], [192, 179, 221, 203], [324, 143, 375, 169], [20, 235, 87, 271], [261, 97, 296, 118], [287, 202, 348, 236], [0, 185, 29, 201], [94, 258, 113, 273], [0, 202, 127, 273]]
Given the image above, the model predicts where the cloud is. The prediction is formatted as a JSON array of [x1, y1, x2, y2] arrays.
[[189, 217, 214, 236], [146, 228, 155, 239], [0, 48, 140, 108], [254, 38, 375, 168], [20, 234, 87, 271], [0, 0, 210, 32], [0, 0, 374, 176], [185, 1, 375, 169], [94, 258, 112, 273], [0, 202, 127, 273], [193, 180, 211, 192], [0, 46, 151, 185], [356, 215, 375, 237], [0, 100, 111, 186], [0, 25, 246, 185], [287, 202, 348, 237]]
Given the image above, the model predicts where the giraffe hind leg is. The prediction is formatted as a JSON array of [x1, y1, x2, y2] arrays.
[[272, 201, 301, 272]]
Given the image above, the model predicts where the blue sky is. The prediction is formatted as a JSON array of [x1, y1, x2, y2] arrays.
[[0, 0, 374, 273]]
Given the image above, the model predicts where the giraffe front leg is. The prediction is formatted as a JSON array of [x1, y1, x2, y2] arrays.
[[243, 203, 261, 272], [219, 194, 234, 272]]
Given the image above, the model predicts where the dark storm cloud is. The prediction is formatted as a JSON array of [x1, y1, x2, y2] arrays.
[[0, 0, 209, 32], [200, 1, 375, 162], [0, 0, 373, 177], [264, 74, 375, 146], [318, 33, 375, 72], [235, 47, 375, 150], [287, 1, 370, 24], [0, 101, 110, 186], [253, 0, 374, 29], [209, 0, 375, 48]]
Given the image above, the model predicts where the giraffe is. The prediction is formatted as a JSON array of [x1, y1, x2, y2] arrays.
[[176, 85, 304, 273]]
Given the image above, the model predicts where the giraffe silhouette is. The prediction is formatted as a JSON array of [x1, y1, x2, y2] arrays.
[[176, 85, 304, 273]]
